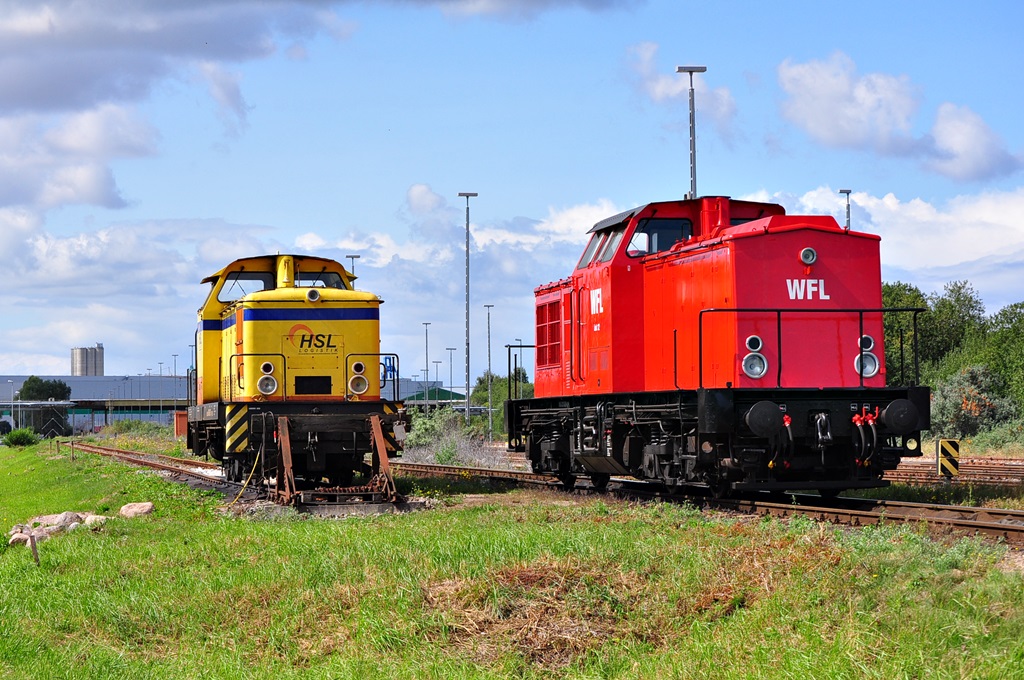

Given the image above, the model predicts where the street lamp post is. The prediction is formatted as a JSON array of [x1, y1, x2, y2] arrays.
[[423, 322, 431, 407], [675, 65, 707, 199], [172, 354, 178, 377], [484, 304, 494, 441], [433, 360, 441, 406], [346, 254, 360, 280], [446, 347, 456, 403], [458, 191, 477, 424], [14, 391, 19, 428], [839, 189, 852, 230]]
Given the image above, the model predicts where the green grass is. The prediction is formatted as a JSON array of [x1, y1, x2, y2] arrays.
[[2, 443, 1023, 678]]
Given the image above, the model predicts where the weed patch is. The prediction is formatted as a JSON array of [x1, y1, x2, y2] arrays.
[[424, 556, 652, 669]]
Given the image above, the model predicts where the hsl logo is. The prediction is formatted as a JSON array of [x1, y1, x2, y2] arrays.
[[288, 324, 338, 352]]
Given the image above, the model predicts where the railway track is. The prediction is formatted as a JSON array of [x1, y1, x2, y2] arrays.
[[59, 441, 261, 501], [59, 441, 422, 514], [56, 444, 1024, 545], [885, 457, 1024, 487], [393, 461, 1024, 547]]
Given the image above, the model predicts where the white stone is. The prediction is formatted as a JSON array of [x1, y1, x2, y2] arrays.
[[119, 502, 155, 518], [8, 533, 29, 546]]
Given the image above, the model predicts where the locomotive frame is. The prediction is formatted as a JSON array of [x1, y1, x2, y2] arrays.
[[186, 254, 406, 493], [507, 196, 930, 496]]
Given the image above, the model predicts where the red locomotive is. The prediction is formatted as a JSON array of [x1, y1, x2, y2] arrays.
[[508, 195, 930, 495]]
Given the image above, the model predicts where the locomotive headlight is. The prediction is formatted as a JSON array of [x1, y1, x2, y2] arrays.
[[745, 335, 763, 352], [306, 288, 321, 303], [799, 247, 817, 265], [854, 352, 880, 378], [858, 335, 875, 351], [257, 375, 278, 395], [260, 361, 275, 375], [348, 375, 369, 395], [742, 352, 768, 379], [351, 361, 366, 375]]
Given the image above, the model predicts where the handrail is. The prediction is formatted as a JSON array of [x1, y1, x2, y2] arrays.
[[345, 353, 401, 402]]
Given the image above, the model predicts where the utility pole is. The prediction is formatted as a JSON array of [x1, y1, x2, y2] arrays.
[[458, 192, 477, 424], [676, 65, 707, 198], [484, 304, 494, 441]]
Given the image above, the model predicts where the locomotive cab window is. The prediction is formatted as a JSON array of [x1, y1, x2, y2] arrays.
[[576, 232, 608, 269], [597, 227, 626, 263], [217, 271, 275, 302], [627, 218, 693, 257], [296, 271, 346, 289]]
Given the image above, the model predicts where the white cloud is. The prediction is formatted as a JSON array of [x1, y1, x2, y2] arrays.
[[43, 103, 157, 157], [627, 41, 737, 143], [0, 2, 353, 220], [926, 103, 1021, 181], [769, 185, 1024, 311], [778, 52, 919, 153], [777, 53, 1021, 181], [198, 62, 250, 133], [37, 164, 125, 209], [0, 106, 157, 214], [407, 183, 445, 215]]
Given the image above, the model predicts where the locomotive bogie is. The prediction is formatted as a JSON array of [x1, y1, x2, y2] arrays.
[[511, 385, 928, 494]]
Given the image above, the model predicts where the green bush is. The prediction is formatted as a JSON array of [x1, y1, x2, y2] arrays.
[[929, 365, 1018, 439], [3, 427, 40, 447], [405, 406, 463, 448], [434, 441, 458, 465], [967, 418, 1024, 450]]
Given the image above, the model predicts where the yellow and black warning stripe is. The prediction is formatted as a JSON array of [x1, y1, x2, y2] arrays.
[[937, 438, 960, 477], [225, 404, 250, 454], [382, 401, 404, 453]]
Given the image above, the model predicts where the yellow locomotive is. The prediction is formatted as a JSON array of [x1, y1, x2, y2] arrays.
[[186, 254, 405, 492]]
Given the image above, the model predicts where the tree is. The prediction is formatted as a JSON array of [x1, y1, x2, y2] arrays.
[[920, 280, 986, 365], [17, 376, 72, 401], [469, 371, 533, 436], [978, 301, 1024, 410], [882, 281, 928, 385]]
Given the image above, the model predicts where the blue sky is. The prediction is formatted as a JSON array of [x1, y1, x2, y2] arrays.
[[1, 0, 1022, 389]]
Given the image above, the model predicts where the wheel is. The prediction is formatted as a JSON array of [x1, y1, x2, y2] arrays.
[[589, 473, 610, 491], [708, 480, 732, 499], [225, 457, 242, 483], [818, 489, 842, 500]]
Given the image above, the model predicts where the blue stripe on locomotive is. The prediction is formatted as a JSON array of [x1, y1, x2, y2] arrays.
[[199, 308, 379, 332]]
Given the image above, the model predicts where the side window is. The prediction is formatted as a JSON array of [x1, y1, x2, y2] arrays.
[[217, 272, 275, 303], [626, 230, 649, 256], [576, 233, 607, 269], [296, 271, 346, 289], [536, 301, 561, 367], [627, 218, 693, 257], [597, 228, 625, 262]]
